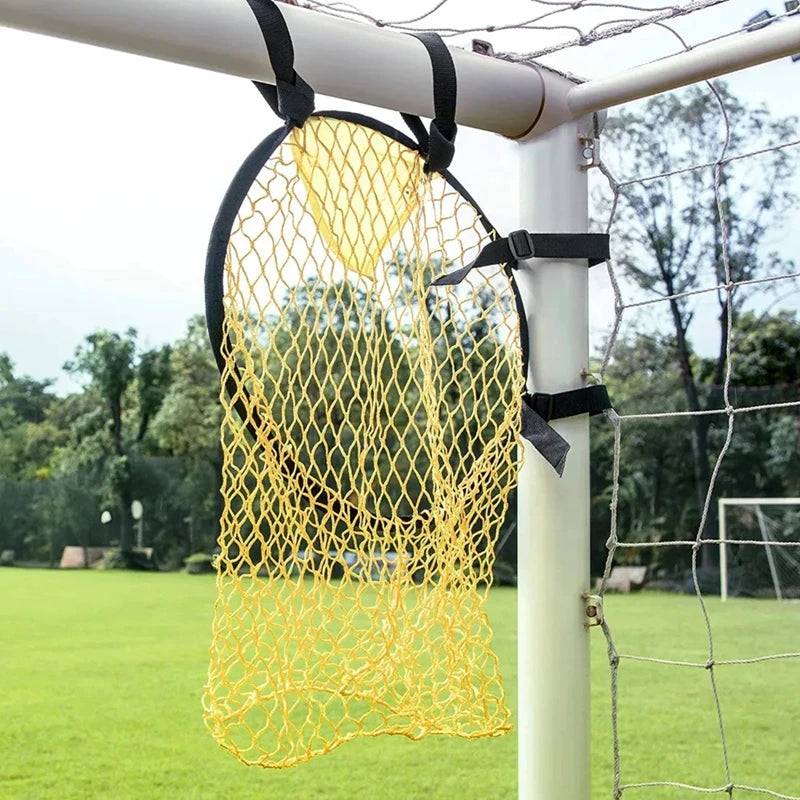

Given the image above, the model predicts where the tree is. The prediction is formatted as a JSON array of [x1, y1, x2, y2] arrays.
[[151, 316, 223, 553], [135, 345, 172, 444], [0, 354, 55, 426], [64, 329, 137, 550], [699, 311, 800, 499], [601, 84, 799, 555], [0, 356, 96, 562], [63, 329, 171, 554], [0, 354, 60, 477], [704, 310, 800, 388]]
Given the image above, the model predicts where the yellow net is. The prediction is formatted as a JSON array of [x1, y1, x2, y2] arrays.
[[203, 115, 523, 768]]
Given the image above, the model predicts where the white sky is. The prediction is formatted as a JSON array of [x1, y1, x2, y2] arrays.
[[0, 0, 797, 394]]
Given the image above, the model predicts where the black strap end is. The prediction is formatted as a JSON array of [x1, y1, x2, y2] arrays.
[[275, 74, 315, 127], [520, 401, 570, 476], [425, 119, 457, 174], [431, 261, 474, 286]]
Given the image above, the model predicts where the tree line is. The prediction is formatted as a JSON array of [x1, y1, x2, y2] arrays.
[[0, 318, 222, 566], [0, 84, 797, 575], [1, 304, 796, 574]]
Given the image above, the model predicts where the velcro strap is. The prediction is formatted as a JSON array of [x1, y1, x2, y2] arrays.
[[520, 403, 571, 476], [427, 119, 457, 175], [524, 384, 611, 422], [520, 386, 612, 475], [432, 230, 610, 286], [401, 32, 458, 173], [275, 74, 315, 124], [246, 0, 315, 126]]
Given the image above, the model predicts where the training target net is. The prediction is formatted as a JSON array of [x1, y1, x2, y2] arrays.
[[203, 114, 522, 767]]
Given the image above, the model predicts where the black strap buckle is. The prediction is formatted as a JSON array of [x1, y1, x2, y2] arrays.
[[508, 230, 535, 261]]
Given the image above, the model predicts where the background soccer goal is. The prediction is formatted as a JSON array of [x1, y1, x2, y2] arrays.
[[719, 498, 800, 600], [1, 1, 798, 798]]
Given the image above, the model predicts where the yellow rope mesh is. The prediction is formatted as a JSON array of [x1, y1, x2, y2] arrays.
[[203, 116, 523, 768]]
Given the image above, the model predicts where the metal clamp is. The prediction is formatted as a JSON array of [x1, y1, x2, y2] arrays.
[[582, 593, 604, 628], [578, 136, 599, 170]]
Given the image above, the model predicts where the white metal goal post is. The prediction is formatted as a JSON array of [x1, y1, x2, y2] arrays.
[[1, 2, 799, 798]]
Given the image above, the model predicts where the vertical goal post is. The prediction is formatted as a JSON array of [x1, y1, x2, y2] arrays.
[[1, 2, 799, 798], [719, 498, 800, 602]]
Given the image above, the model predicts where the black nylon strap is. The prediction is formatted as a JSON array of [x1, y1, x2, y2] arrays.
[[245, 0, 315, 126], [509, 278, 530, 388], [525, 385, 612, 422], [520, 403, 571, 476], [519, 386, 612, 475], [401, 32, 458, 173], [428, 226, 611, 474], [432, 230, 610, 286]]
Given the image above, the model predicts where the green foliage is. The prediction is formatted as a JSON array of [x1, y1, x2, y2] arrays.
[[151, 316, 221, 461], [0, 355, 61, 480], [699, 310, 800, 388], [220, 256, 516, 569], [0, 189, 795, 577], [64, 328, 137, 408], [135, 344, 173, 443], [0, 325, 203, 562], [150, 315, 223, 555], [0, 354, 56, 426]]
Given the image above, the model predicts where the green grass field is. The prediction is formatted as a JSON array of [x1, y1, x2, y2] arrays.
[[1, 570, 798, 799]]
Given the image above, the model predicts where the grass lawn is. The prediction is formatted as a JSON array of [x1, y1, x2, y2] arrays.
[[1, 569, 799, 799]]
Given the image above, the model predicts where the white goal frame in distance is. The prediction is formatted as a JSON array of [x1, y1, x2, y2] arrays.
[[1, 2, 799, 798], [719, 497, 800, 602]]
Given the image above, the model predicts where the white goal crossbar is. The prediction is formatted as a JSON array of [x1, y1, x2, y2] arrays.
[[1, 2, 799, 798], [719, 498, 800, 602], [0, 0, 798, 138]]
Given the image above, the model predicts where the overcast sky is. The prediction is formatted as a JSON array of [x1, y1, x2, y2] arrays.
[[0, 0, 797, 394]]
